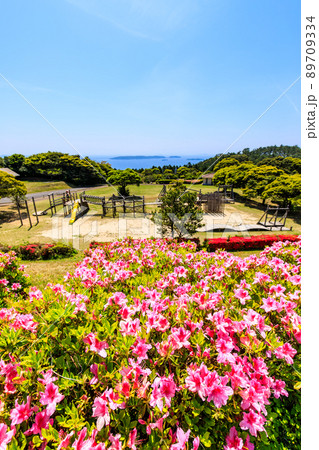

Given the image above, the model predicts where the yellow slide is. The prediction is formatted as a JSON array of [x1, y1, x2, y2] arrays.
[[69, 200, 81, 224]]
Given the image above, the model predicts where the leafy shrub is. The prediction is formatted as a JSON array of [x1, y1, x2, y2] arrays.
[[41, 243, 77, 259], [205, 234, 300, 252], [0, 243, 77, 260], [0, 238, 300, 449], [0, 250, 31, 304]]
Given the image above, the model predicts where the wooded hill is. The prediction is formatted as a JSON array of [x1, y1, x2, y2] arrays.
[[193, 145, 301, 172]]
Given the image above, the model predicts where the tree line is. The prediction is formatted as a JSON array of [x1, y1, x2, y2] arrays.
[[0, 145, 301, 206]]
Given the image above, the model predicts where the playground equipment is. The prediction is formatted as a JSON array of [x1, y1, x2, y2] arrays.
[[217, 185, 234, 203], [197, 191, 224, 214], [79, 194, 146, 217], [157, 185, 225, 215], [257, 205, 290, 230], [69, 200, 81, 224]]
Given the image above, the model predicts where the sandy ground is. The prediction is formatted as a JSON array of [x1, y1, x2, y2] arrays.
[[39, 204, 261, 249]]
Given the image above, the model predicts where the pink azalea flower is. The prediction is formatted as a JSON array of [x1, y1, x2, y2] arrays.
[[150, 374, 176, 411], [239, 410, 266, 436], [260, 297, 279, 313], [224, 427, 243, 450], [269, 284, 286, 297], [39, 383, 64, 409], [146, 412, 169, 435], [127, 428, 137, 450], [38, 369, 58, 386], [206, 376, 233, 408], [92, 394, 110, 431], [131, 337, 152, 360], [185, 368, 207, 401], [89, 364, 99, 385], [24, 410, 53, 437], [0, 423, 14, 450], [108, 433, 122, 450], [72, 427, 97, 450], [170, 327, 191, 349], [83, 333, 108, 358], [272, 379, 288, 398], [10, 396, 35, 426], [234, 288, 251, 305], [57, 431, 74, 449], [192, 436, 200, 450], [244, 435, 254, 450], [216, 338, 236, 364], [274, 343, 297, 365], [170, 427, 191, 450]]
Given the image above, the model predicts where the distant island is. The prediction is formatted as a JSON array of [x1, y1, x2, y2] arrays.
[[110, 155, 165, 160]]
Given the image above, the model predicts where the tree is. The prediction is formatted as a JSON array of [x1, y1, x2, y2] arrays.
[[262, 174, 301, 207], [213, 157, 239, 172], [0, 172, 27, 205], [3, 154, 25, 173], [257, 156, 301, 174], [107, 169, 141, 197], [152, 185, 203, 238], [243, 166, 285, 203], [20, 152, 106, 186], [176, 166, 201, 180]]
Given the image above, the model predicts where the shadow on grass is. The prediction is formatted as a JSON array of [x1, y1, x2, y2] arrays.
[[0, 206, 27, 225]]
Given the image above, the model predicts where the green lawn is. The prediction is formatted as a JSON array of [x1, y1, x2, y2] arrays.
[[23, 180, 74, 194], [23, 252, 83, 290]]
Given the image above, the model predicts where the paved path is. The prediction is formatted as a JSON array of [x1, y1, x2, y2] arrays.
[[0, 185, 110, 205]]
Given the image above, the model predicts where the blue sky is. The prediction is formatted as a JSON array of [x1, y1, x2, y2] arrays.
[[0, 0, 300, 158]]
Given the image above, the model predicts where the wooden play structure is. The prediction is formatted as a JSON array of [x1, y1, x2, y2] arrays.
[[197, 191, 225, 214], [16, 190, 89, 228], [257, 205, 290, 230], [157, 185, 225, 215], [14, 189, 148, 227], [104, 195, 146, 217], [217, 185, 234, 203]]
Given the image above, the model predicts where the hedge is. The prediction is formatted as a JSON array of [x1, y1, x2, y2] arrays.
[[204, 234, 300, 252], [0, 243, 77, 260]]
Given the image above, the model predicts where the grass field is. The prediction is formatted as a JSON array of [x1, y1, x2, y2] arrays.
[[23, 180, 74, 194], [23, 252, 84, 290]]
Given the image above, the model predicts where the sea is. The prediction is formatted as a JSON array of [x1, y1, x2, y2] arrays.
[[92, 155, 209, 170]]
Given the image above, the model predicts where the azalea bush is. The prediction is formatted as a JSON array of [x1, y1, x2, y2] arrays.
[[0, 251, 30, 304], [0, 238, 300, 449], [205, 235, 299, 252], [0, 243, 77, 261]]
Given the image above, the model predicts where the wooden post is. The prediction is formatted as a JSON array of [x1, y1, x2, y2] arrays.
[[273, 208, 278, 227], [17, 202, 23, 226], [133, 198, 135, 217], [52, 193, 57, 214], [142, 196, 145, 215], [25, 200, 32, 228], [48, 194, 53, 217], [112, 197, 116, 218], [123, 199, 126, 215], [32, 197, 39, 225]]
